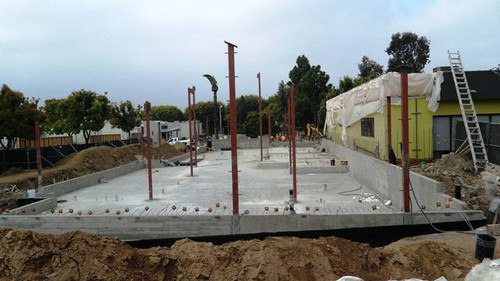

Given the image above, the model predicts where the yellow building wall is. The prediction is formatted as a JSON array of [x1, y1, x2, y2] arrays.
[[434, 100, 500, 116], [326, 98, 435, 161]]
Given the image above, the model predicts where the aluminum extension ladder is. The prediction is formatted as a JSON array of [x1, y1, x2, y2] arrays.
[[448, 50, 488, 170]]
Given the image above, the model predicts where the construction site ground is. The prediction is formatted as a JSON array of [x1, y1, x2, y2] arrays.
[[0, 227, 494, 281], [0, 142, 498, 280]]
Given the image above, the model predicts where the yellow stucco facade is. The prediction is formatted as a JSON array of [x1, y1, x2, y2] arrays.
[[326, 98, 499, 161]]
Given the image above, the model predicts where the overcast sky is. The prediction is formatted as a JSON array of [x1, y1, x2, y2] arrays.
[[1, 0, 499, 110]]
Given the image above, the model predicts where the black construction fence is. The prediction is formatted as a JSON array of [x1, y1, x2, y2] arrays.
[[0, 139, 139, 175], [453, 120, 500, 165]]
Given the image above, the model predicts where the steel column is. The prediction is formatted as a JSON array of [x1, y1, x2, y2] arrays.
[[291, 85, 297, 200], [225, 41, 239, 215], [157, 122, 161, 158], [188, 88, 193, 177], [401, 72, 410, 212], [192, 86, 198, 167], [35, 121, 42, 188], [387, 96, 392, 150], [267, 107, 271, 143], [258, 72, 263, 161], [144, 101, 153, 200], [288, 97, 292, 166]]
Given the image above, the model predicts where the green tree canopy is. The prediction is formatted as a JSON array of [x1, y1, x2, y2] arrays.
[[289, 55, 332, 128], [42, 98, 76, 136], [0, 84, 44, 148], [358, 56, 384, 78], [184, 101, 226, 136], [110, 100, 142, 137], [386, 32, 430, 73], [149, 105, 185, 122], [65, 89, 111, 144]]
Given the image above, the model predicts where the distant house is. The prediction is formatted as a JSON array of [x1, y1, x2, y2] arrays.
[[323, 67, 500, 164], [133, 120, 203, 145]]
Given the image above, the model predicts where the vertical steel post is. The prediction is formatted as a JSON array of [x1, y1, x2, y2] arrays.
[[401, 72, 410, 212], [258, 72, 263, 161], [140, 126, 144, 156], [188, 88, 193, 177], [267, 107, 271, 143], [192, 86, 198, 167], [387, 96, 392, 150], [291, 85, 297, 200], [145, 101, 153, 200], [225, 41, 239, 215], [157, 122, 161, 159], [288, 97, 292, 166], [35, 121, 42, 188]]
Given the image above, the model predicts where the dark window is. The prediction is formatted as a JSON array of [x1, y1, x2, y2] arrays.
[[361, 118, 374, 137]]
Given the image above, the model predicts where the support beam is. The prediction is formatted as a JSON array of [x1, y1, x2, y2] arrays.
[[225, 40, 239, 215], [157, 122, 161, 159], [387, 96, 392, 150], [192, 86, 198, 167], [288, 97, 292, 166], [144, 101, 153, 200], [267, 107, 271, 143], [188, 88, 193, 177], [401, 72, 410, 212], [35, 121, 42, 188], [291, 85, 297, 201], [258, 72, 263, 161]]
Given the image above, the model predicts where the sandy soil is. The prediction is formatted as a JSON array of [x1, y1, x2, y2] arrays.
[[0, 228, 480, 281]]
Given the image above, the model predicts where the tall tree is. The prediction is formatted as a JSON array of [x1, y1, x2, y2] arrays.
[[66, 89, 111, 144], [0, 84, 44, 148], [386, 32, 430, 72], [110, 100, 142, 138], [358, 56, 383, 78], [184, 101, 226, 136], [203, 74, 219, 138], [149, 105, 185, 122], [42, 98, 76, 137], [267, 81, 289, 124], [289, 55, 332, 128]]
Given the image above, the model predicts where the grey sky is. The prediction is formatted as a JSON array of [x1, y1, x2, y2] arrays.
[[1, 0, 499, 110]]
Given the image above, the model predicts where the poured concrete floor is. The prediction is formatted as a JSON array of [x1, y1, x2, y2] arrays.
[[44, 148, 400, 216]]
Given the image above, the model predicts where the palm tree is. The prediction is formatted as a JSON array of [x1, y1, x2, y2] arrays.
[[203, 74, 219, 139]]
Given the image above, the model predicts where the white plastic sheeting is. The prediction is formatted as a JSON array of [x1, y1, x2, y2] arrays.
[[324, 72, 444, 145]]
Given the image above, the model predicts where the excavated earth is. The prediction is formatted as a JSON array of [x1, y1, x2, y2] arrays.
[[0, 144, 184, 204], [0, 229, 479, 281]]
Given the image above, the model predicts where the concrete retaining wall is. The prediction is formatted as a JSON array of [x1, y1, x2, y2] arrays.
[[6, 197, 57, 215], [322, 140, 443, 210], [213, 139, 317, 150], [0, 210, 483, 241], [37, 161, 146, 197], [294, 166, 349, 174]]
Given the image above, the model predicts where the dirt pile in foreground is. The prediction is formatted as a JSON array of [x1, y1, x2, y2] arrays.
[[0, 144, 183, 196], [0, 229, 478, 281]]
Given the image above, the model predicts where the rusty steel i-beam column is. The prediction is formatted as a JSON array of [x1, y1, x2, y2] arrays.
[[291, 85, 297, 201], [287, 97, 292, 166], [157, 122, 162, 159], [192, 86, 198, 167], [35, 121, 42, 188], [267, 107, 271, 143], [188, 88, 193, 177], [387, 96, 392, 151], [140, 126, 144, 156], [257, 72, 263, 161], [401, 72, 410, 212], [145, 101, 153, 200], [225, 40, 239, 215]]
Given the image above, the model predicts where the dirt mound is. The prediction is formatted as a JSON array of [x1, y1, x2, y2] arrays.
[[172, 142, 188, 153], [0, 229, 478, 281], [0, 229, 174, 280], [0, 144, 182, 198]]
